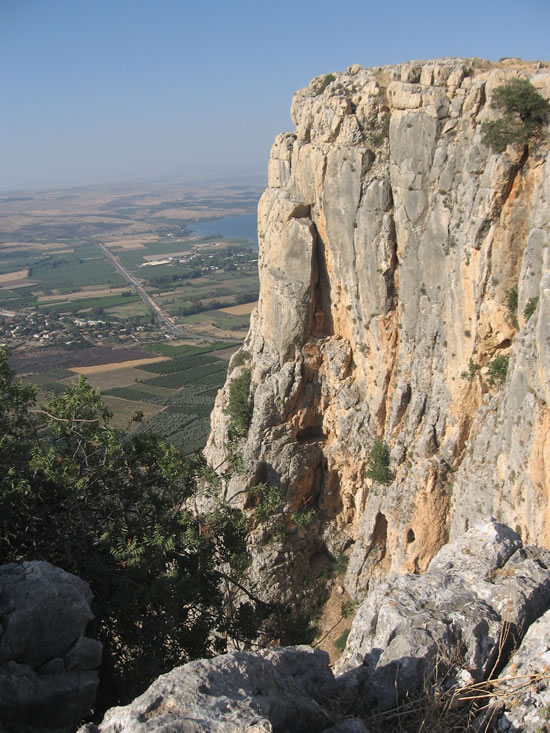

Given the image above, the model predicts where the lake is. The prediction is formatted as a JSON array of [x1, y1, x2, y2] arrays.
[[190, 213, 258, 243]]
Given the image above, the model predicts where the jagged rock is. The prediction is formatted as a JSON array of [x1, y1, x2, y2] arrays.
[[488, 606, 550, 731], [334, 519, 550, 711], [82, 646, 336, 733], [0, 561, 101, 731], [88, 522, 550, 732], [204, 57, 550, 613]]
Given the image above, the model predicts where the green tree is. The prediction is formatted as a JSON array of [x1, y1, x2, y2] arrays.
[[487, 354, 510, 387], [0, 350, 38, 503], [481, 79, 549, 152], [225, 367, 252, 439], [365, 440, 393, 485], [0, 348, 261, 714]]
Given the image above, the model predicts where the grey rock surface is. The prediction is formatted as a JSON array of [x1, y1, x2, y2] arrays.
[[204, 57, 550, 612], [488, 607, 550, 732], [87, 521, 550, 732], [82, 646, 336, 733], [334, 519, 550, 711], [0, 561, 101, 731]]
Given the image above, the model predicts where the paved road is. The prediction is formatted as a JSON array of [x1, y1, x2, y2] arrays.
[[97, 243, 196, 338]]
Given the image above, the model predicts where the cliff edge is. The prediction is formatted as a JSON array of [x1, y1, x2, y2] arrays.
[[205, 57, 550, 605]]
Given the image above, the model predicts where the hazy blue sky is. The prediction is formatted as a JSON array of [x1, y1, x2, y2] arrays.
[[1, 0, 548, 191]]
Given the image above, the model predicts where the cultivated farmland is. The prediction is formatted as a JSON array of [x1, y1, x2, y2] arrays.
[[2, 180, 261, 451]]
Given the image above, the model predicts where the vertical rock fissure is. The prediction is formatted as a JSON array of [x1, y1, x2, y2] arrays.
[[311, 227, 334, 339]]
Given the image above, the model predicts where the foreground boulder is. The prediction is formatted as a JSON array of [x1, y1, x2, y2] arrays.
[[335, 519, 550, 711], [0, 561, 101, 732], [80, 646, 336, 733], [85, 519, 550, 732]]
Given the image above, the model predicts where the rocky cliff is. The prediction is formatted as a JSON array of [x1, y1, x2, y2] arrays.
[[205, 57, 550, 606], [85, 521, 550, 732]]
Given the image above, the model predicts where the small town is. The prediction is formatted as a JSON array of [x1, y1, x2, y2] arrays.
[[0, 309, 161, 351]]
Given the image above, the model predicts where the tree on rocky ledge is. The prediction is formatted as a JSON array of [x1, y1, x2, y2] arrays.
[[0, 346, 262, 716], [481, 78, 549, 152]]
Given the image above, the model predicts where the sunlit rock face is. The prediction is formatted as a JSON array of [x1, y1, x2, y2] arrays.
[[205, 58, 550, 606]]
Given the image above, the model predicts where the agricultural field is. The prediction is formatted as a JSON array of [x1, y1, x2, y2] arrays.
[[220, 301, 257, 315], [2, 180, 260, 449], [102, 396, 166, 431], [67, 365, 162, 391], [14, 340, 238, 454], [98, 341, 236, 452]]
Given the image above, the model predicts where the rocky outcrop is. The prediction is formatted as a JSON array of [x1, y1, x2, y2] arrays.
[[205, 57, 550, 609], [80, 646, 337, 733], [85, 521, 550, 732], [491, 607, 550, 731], [0, 561, 101, 732], [335, 519, 550, 711]]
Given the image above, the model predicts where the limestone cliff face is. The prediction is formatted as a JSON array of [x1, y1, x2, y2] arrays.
[[205, 58, 550, 604]]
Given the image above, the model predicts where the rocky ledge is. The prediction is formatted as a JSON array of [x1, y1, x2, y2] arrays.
[[0, 561, 102, 732], [85, 520, 550, 732]]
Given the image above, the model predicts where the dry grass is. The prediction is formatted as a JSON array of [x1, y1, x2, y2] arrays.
[[69, 356, 168, 375], [0, 268, 29, 283], [219, 301, 257, 315], [102, 396, 165, 430], [363, 664, 550, 732], [358, 618, 541, 733], [66, 366, 158, 391]]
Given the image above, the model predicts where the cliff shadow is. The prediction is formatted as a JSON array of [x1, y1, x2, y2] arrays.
[[311, 231, 334, 338]]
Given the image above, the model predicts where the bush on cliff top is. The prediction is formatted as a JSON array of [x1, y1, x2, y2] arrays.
[[314, 73, 336, 96], [482, 78, 549, 152]]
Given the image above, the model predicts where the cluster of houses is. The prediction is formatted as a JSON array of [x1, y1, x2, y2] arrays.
[[0, 311, 160, 350]]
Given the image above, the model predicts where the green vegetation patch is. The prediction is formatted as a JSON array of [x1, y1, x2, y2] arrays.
[[225, 368, 252, 440], [524, 296, 539, 320], [0, 289, 38, 307], [482, 79, 549, 152], [102, 386, 167, 404], [39, 292, 140, 314], [314, 73, 336, 96], [334, 629, 350, 652], [132, 410, 197, 440], [145, 341, 236, 357], [365, 440, 393, 484], [140, 352, 221, 375], [29, 253, 126, 290], [179, 309, 251, 331], [143, 360, 226, 389], [488, 354, 510, 386]]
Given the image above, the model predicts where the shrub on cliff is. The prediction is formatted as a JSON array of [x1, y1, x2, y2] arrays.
[[482, 78, 549, 152], [365, 440, 393, 484], [314, 73, 336, 96], [488, 354, 510, 386], [225, 367, 253, 439]]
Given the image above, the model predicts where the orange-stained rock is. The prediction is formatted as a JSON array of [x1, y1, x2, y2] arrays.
[[205, 57, 550, 610]]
